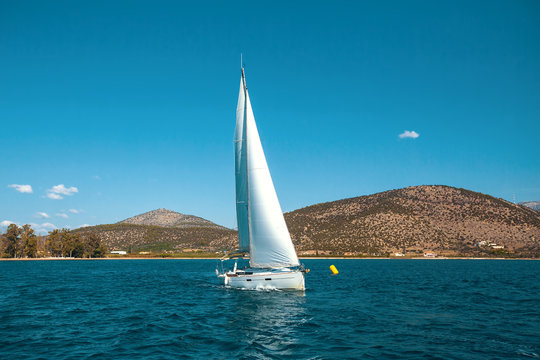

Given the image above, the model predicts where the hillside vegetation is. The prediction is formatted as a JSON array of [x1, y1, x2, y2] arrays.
[[75, 209, 236, 253], [285, 185, 540, 257], [119, 208, 225, 229], [74, 223, 236, 253], [70, 186, 540, 257]]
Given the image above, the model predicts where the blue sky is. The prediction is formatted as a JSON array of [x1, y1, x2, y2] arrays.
[[1, 0, 539, 233]]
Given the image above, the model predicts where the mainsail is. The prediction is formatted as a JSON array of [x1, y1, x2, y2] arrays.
[[235, 75, 249, 252], [234, 69, 300, 268]]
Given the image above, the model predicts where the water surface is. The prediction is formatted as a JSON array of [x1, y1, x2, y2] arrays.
[[1, 259, 539, 359]]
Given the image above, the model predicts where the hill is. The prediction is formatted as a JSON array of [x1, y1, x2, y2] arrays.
[[284, 185, 540, 257], [74, 209, 235, 253], [520, 201, 540, 211], [74, 223, 236, 253], [73, 186, 540, 257], [118, 208, 225, 229]]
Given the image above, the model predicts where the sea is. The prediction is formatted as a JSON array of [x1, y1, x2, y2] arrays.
[[1, 259, 539, 360]]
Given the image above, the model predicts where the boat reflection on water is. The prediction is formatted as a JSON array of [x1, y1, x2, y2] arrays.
[[223, 289, 308, 358]]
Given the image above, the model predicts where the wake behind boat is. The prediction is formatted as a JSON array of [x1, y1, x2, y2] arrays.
[[216, 67, 308, 290]]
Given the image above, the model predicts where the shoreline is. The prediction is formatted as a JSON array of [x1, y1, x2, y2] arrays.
[[0, 256, 538, 261]]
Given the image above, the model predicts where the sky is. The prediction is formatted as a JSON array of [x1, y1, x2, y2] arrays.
[[1, 0, 539, 233]]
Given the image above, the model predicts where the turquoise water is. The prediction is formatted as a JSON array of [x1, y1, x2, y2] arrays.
[[1, 259, 539, 359]]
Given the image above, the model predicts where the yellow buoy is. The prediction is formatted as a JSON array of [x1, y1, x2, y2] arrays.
[[330, 265, 339, 275]]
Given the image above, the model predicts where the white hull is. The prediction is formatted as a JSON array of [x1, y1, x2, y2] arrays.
[[224, 268, 305, 290]]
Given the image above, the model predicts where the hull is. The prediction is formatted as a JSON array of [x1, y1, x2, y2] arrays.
[[224, 268, 305, 290]]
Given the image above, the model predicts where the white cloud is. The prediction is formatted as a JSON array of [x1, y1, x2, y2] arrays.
[[1, 221, 58, 234], [398, 130, 420, 139], [92, 175, 101, 180], [78, 224, 91, 228], [46, 184, 78, 200], [8, 184, 33, 193], [47, 193, 63, 200], [36, 212, 50, 219], [56, 213, 69, 219], [50, 184, 78, 195], [68, 209, 80, 214], [40, 222, 57, 229], [31, 222, 58, 235]]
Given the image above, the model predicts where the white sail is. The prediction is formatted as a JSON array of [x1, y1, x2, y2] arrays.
[[235, 77, 249, 252], [237, 70, 300, 268]]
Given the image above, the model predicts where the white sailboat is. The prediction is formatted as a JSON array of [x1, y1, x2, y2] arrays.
[[217, 67, 308, 290]]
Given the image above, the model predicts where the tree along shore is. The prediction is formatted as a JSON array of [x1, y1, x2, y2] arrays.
[[1, 253, 537, 260], [1, 224, 107, 259]]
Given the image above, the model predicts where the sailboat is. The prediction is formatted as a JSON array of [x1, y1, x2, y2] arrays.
[[217, 67, 308, 290]]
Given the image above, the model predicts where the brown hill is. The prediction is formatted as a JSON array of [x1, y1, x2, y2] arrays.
[[284, 185, 540, 257], [74, 223, 236, 253], [73, 186, 540, 257], [74, 209, 235, 253], [119, 208, 224, 229]]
